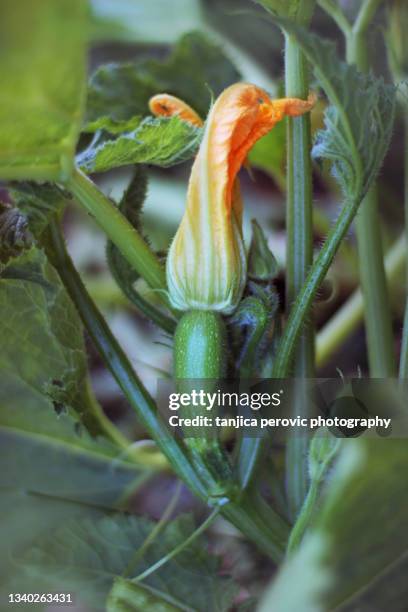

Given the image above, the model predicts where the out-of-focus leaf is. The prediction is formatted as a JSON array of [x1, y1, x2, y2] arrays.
[[85, 31, 240, 127], [0, 246, 150, 601], [0, 0, 87, 181], [259, 438, 408, 611], [248, 120, 286, 189], [20, 513, 238, 611], [0, 247, 92, 421], [77, 116, 202, 173], [89, 0, 204, 44]]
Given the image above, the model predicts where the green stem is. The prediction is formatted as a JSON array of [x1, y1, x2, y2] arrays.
[[284, 30, 315, 517], [399, 111, 408, 378], [46, 219, 289, 561], [345, 1, 396, 377], [44, 218, 206, 500], [66, 169, 167, 301], [317, 234, 405, 369], [286, 479, 319, 555], [317, 0, 351, 36]]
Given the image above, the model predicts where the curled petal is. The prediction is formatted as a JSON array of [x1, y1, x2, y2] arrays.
[[150, 83, 316, 314]]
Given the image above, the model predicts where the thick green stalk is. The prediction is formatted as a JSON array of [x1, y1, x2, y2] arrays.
[[284, 31, 315, 517], [345, 1, 396, 376], [399, 111, 408, 378], [46, 220, 289, 560], [66, 169, 167, 299]]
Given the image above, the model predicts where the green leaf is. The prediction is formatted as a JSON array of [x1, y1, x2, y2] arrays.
[[85, 31, 240, 127], [77, 116, 202, 173], [20, 513, 238, 611], [0, 245, 150, 599], [259, 438, 408, 610], [275, 22, 395, 201], [89, 0, 204, 45], [0, 0, 87, 181], [0, 247, 91, 421]]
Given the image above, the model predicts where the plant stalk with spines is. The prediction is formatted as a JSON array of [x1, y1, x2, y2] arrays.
[[66, 169, 168, 305], [284, 0, 316, 519], [344, 0, 396, 377]]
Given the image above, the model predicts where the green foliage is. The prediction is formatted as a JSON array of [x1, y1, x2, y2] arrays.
[[0, 244, 150, 601], [276, 22, 396, 201], [85, 31, 240, 126], [260, 438, 408, 610], [19, 513, 238, 611], [248, 121, 286, 189], [0, 247, 91, 420], [78, 116, 202, 173], [79, 31, 240, 173], [0, 0, 87, 181]]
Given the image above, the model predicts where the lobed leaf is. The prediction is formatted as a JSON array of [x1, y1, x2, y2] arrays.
[[77, 116, 202, 173], [19, 513, 238, 611], [274, 22, 395, 202], [85, 31, 240, 127]]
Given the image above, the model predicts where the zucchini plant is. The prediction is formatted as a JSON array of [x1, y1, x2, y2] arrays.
[[1, 0, 407, 610]]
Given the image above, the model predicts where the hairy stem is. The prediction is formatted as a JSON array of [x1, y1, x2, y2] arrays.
[[66, 169, 167, 302], [284, 30, 315, 517], [345, 1, 396, 376]]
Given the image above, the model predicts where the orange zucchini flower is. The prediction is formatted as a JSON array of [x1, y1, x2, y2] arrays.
[[149, 84, 315, 314]]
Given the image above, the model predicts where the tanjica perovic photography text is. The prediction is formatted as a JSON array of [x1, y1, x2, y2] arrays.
[[1, 1, 408, 611]]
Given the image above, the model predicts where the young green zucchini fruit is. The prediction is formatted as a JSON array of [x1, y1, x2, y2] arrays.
[[174, 310, 236, 502]]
